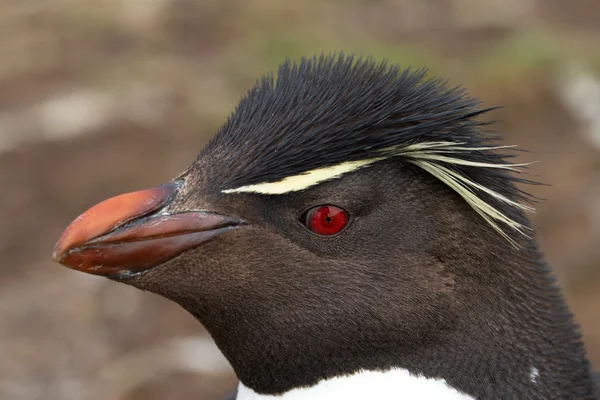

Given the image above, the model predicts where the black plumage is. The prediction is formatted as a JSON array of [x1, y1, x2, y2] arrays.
[[54, 54, 599, 399]]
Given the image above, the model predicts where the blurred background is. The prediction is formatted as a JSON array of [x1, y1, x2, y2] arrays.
[[1, 0, 599, 399]]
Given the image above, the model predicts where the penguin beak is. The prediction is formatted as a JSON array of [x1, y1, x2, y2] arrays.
[[52, 181, 241, 277]]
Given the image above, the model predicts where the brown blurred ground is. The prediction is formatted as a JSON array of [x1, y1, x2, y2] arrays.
[[1, 1, 599, 399]]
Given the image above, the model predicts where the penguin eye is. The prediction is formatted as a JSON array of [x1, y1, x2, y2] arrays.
[[303, 205, 349, 236]]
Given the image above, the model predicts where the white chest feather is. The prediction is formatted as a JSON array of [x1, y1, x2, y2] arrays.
[[236, 368, 475, 400]]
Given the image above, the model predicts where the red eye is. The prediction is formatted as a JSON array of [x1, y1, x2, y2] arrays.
[[304, 205, 349, 236]]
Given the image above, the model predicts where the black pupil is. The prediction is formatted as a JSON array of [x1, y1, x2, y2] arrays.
[[325, 215, 331, 223]]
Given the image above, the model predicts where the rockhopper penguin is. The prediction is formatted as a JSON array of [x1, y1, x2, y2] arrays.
[[53, 55, 599, 399]]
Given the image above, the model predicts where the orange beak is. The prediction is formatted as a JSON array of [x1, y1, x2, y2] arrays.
[[52, 181, 241, 277]]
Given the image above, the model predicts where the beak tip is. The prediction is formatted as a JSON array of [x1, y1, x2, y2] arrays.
[[52, 231, 72, 264], [51, 247, 63, 264]]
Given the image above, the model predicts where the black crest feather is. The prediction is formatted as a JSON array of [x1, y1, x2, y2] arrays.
[[196, 53, 536, 244]]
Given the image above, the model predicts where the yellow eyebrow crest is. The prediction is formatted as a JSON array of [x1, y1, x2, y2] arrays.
[[222, 141, 535, 248], [222, 159, 381, 195]]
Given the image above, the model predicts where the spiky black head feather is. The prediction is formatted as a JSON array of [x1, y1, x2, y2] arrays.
[[192, 53, 535, 244]]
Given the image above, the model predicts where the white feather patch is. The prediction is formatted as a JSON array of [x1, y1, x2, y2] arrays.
[[236, 368, 475, 400], [222, 159, 381, 194]]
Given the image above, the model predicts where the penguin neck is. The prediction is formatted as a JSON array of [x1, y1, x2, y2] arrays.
[[194, 244, 596, 399], [407, 243, 597, 399]]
